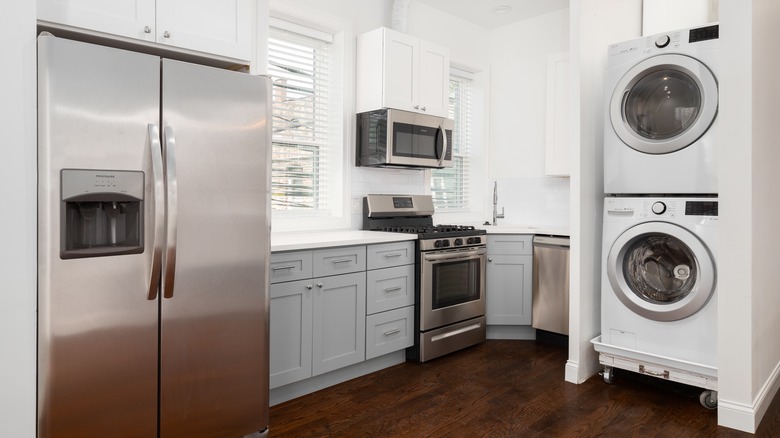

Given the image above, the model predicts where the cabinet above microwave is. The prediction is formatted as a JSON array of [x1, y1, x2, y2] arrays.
[[356, 27, 450, 118], [356, 108, 453, 169]]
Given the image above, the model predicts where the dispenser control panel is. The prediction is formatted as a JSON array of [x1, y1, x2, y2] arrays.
[[61, 169, 144, 201]]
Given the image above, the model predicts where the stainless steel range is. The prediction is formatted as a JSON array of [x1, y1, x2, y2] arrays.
[[364, 194, 487, 362]]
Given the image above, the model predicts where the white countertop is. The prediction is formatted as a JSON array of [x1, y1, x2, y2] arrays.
[[271, 225, 569, 253], [271, 230, 417, 252]]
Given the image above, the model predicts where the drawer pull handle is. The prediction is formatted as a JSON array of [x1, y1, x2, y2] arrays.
[[383, 328, 402, 336], [639, 365, 670, 379], [384, 253, 402, 258], [331, 258, 353, 264], [272, 265, 296, 271], [383, 286, 402, 293]]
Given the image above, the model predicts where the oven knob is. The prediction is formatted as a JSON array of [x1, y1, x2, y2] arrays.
[[466, 237, 473, 244], [454, 238, 463, 246], [442, 240, 450, 247], [474, 237, 481, 244], [651, 201, 667, 215], [434, 240, 442, 248]]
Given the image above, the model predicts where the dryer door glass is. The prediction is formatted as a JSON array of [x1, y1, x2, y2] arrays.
[[624, 70, 701, 141], [622, 233, 697, 304], [609, 54, 718, 155]]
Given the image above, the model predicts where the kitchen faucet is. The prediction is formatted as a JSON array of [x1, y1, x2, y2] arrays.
[[492, 181, 505, 225]]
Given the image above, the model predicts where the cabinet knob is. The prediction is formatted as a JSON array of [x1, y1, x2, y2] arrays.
[[317, 283, 324, 288], [144, 26, 151, 34], [305, 284, 313, 290], [488, 258, 493, 262], [163, 31, 171, 38]]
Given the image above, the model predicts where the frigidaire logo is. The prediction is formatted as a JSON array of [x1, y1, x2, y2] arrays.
[[95, 174, 116, 178]]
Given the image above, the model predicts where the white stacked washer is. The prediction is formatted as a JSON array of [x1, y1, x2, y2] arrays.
[[603, 24, 719, 195], [594, 197, 719, 407]]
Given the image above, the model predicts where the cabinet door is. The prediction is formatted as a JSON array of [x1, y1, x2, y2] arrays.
[[312, 272, 367, 376], [418, 41, 450, 118], [37, 0, 156, 42], [270, 279, 313, 389], [486, 254, 533, 325], [156, 0, 252, 61], [383, 29, 419, 113]]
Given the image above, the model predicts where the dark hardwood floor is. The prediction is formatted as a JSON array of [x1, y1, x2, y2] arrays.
[[269, 340, 780, 437]]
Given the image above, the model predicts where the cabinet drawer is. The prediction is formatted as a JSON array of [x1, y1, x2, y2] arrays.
[[365, 305, 414, 360], [312, 245, 367, 277], [366, 241, 415, 270], [270, 250, 313, 284], [366, 265, 415, 315], [487, 234, 533, 255]]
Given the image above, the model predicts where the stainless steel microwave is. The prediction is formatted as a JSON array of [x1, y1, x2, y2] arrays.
[[356, 108, 453, 169]]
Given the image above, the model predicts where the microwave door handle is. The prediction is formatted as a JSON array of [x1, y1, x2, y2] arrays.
[[147, 124, 164, 300], [437, 123, 448, 167], [162, 126, 178, 299]]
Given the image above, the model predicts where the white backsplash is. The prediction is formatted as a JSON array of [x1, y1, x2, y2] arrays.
[[492, 177, 570, 227], [349, 167, 428, 229]]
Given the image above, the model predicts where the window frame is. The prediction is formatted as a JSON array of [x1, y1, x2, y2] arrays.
[[268, 0, 353, 232]]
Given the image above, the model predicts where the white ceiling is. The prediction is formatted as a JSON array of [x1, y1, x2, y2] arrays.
[[415, 0, 569, 29]]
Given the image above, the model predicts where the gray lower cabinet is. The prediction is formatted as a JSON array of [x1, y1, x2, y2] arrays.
[[486, 235, 533, 325], [270, 241, 414, 390], [269, 246, 367, 389]]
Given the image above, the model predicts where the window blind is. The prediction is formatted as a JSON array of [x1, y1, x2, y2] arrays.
[[431, 72, 473, 210], [269, 22, 332, 210]]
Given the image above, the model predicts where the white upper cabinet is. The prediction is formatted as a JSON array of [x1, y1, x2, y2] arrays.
[[37, 0, 253, 62], [357, 27, 450, 118]]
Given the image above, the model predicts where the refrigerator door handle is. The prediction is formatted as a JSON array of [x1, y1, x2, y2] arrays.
[[163, 126, 178, 299], [148, 124, 164, 300]]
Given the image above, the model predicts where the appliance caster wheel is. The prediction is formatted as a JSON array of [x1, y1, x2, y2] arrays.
[[700, 390, 718, 409], [601, 366, 614, 384]]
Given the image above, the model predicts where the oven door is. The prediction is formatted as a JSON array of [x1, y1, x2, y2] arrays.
[[419, 246, 486, 331]]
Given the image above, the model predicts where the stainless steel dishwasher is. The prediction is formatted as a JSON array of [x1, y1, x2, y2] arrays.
[[532, 235, 570, 335]]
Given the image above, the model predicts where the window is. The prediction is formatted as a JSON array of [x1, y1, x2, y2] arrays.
[[268, 12, 349, 231], [431, 69, 473, 211]]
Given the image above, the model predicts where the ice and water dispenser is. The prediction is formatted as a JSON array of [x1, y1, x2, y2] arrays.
[[61, 169, 144, 259]]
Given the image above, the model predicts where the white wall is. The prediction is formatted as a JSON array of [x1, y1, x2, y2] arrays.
[[566, 0, 642, 384], [0, 2, 38, 436], [487, 9, 570, 228], [642, 0, 719, 35], [718, 0, 780, 432]]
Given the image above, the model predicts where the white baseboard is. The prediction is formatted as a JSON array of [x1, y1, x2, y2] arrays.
[[565, 360, 580, 383], [718, 358, 780, 433]]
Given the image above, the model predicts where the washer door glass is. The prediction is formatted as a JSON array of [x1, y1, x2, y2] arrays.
[[623, 233, 697, 304], [610, 54, 718, 155], [607, 222, 715, 321]]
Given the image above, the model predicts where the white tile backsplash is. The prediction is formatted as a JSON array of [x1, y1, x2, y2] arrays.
[[350, 167, 428, 229]]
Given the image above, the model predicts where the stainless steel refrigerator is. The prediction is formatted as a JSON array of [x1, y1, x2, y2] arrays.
[[37, 34, 270, 437]]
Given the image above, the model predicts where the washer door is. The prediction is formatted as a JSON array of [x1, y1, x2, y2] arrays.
[[607, 222, 716, 321], [610, 54, 718, 155]]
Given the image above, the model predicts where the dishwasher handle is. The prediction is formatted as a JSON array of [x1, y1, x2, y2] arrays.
[[533, 235, 569, 247]]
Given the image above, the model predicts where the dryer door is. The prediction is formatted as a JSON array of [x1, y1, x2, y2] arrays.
[[610, 54, 718, 155], [606, 222, 715, 321]]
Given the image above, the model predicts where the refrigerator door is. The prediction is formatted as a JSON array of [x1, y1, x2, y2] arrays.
[[37, 36, 160, 437], [159, 60, 271, 436]]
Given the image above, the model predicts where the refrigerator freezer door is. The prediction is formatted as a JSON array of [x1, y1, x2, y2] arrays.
[[159, 59, 271, 436], [37, 36, 160, 437]]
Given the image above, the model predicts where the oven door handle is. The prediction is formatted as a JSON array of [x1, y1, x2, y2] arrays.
[[423, 248, 486, 262]]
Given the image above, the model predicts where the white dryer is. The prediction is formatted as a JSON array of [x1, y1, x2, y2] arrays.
[[604, 24, 719, 195], [600, 197, 717, 371]]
